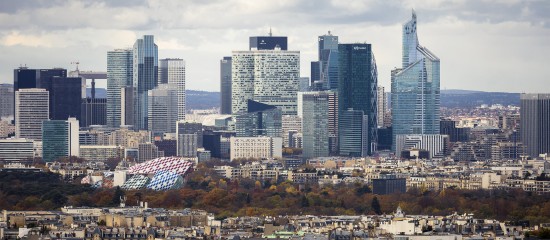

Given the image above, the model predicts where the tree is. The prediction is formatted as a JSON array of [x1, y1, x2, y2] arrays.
[[111, 187, 125, 206], [372, 196, 382, 215]]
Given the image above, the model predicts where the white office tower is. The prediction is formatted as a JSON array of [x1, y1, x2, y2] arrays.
[[395, 134, 448, 159], [15, 89, 49, 141], [232, 49, 300, 115], [158, 58, 186, 121], [282, 115, 302, 147], [148, 84, 178, 137]]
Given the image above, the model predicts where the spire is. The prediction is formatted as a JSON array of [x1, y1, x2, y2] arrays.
[[269, 27, 272, 37]]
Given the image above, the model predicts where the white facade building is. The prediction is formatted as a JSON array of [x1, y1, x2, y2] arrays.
[[230, 137, 282, 160], [15, 88, 49, 141], [395, 134, 449, 159], [158, 58, 185, 121], [0, 138, 35, 162]]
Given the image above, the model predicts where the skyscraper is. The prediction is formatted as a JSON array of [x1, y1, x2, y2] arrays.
[[301, 91, 330, 158], [377, 86, 386, 128], [338, 43, 378, 155], [133, 35, 158, 130], [220, 56, 232, 114], [235, 100, 282, 138], [520, 94, 550, 157], [107, 49, 133, 128], [339, 108, 368, 157], [42, 117, 79, 162], [148, 84, 178, 137], [15, 89, 49, 141], [318, 32, 339, 90], [176, 121, 203, 156], [232, 48, 300, 115], [391, 11, 441, 150], [0, 84, 14, 118], [158, 58, 185, 121], [249, 31, 288, 50], [81, 97, 107, 127], [50, 77, 84, 120]]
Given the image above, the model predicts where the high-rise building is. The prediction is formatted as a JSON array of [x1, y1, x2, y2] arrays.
[[299, 77, 310, 92], [520, 94, 550, 157], [158, 58, 185, 121], [220, 56, 232, 114], [232, 41, 300, 115], [133, 35, 158, 130], [42, 118, 79, 162], [282, 115, 302, 148], [395, 134, 449, 159], [327, 92, 339, 155], [235, 100, 282, 138], [338, 43, 378, 155], [15, 89, 49, 141], [318, 32, 339, 90], [107, 49, 133, 128], [310, 61, 320, 87], [0, 84, 14, 119], [138, 142, 163, 162], [50, 77, 84, 120], [391, 11, 441, 150], [120, 86, 134, 126], [377, 86, 387, 128], [339, 108, 368, 157], [148, 84, 178, 137], [301, 91, 330, 158]]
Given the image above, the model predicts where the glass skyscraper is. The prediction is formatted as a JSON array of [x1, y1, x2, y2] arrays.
[[133, 35, 158, 130], [158, 58, 185, 121], [42, 117, 79, 162], [339, 108, 368, 157], [107, 49, 133, 128], [338, 43, 378, 156], [301, 91, 330, 158], [235, 100, 282, 138], [220, 56, 232, 114], [391, 11, 441, 150], [148, 84, 178, 137], [318, 32, 339, 90], [520, 93, 550, 157]]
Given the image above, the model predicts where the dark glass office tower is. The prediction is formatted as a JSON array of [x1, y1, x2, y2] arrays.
[[50, 77, 83, 120], [81, 98, 107, 127], [133, 35, 158, 130], [220, 56, 232, 114], [338, 43, 378, 155], [520, 94, 550, 157], [235, 100, 282, 138], [318, 32, 339, 90], [339, 108, 368, 157], [310, 61, 320, 86], [13, 67, 67, 118]]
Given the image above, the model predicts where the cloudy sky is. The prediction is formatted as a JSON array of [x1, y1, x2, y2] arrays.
[[0, 0, 548, 92]]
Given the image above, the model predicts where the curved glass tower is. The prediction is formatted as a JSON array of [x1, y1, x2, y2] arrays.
[[391, 10, 441, 150]]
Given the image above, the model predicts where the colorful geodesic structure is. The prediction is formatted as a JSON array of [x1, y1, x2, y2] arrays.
[[146, 171, 185, 191], [128, 157, 194, 175], [123, 157, 194, 191]]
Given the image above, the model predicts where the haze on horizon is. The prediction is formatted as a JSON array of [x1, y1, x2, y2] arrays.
[[0, 0, 548, 93]]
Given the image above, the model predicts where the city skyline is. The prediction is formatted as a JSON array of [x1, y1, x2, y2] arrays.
[[0, 0, 548, 93]]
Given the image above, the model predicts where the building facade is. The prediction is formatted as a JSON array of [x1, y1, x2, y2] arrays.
[[230, 137, 282, 160], [81, 98, 107, 127], [318, 32, 339, 90], [338, 43, 378, 155], [395, 134, 449, 159], [220, 56, 232, 114], [520, 93, 550, 157], [133, 35, 158, 130], [107, 49, 133, 128], [148, 84, 178, 137], [339, 109, 368, 157], [0, 84, 14, 118], [0, 138, 34, 163], [158, 58, 185, 121], [391, 11, 441, 150], [301, 91, 330, 158], [235, 100, 282, 138], [15, 89, 49, 141], [50, 77, 84, 120], [42, 118, 79, 162]]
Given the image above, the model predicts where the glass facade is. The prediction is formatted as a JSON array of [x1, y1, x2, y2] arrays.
[[391, 11, 441, 150], [318, 32, 339, 90], [42, 120, 68, 162], [301, 91, 330, 158], [158, 58, 185, 121], [338, 43, 378, 155], [220, 56, 232, 114], [339, 108, 368, 157], [235, 100, 282, 138], [50, 77, 83, 120], [107, 49, 133, 128], [148, 84, 178, 137], [133, 35, 158, 130]]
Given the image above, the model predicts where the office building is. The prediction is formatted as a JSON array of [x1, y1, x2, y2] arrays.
[[15, 89, 49, 140], [133, 35, 158, 130], [42, 118, 79, 162], [282, 115, 302, 148], [372, 175, 407, 195], [120, 86, 134, 126], [154, 139, 177, 157], [81, 98, 107, 127], [80, 145, 124, 161], [249, 32, 288, 50], [338, 43, 378, 155], [220, 56, 232, 114], [0, 120, 15, 138], [339, 109, 368, 157], [301, 91, 330, 158], [395, 134, 449, 159], [235, 100, 282, 138], [310, 61, 320, 86], [13, 67, 66, 119], [50, 77, 84, 120], [377, 86, 387, 128], [148, 84, 178, 137], [158, 58, 185, 121], [318, 31, 339, 90], [392, 11, 441, 150], [176, 121, 203, 156], [299, 77, 310, 92], [230, 137, 282, 161], [521, 94, 550, 157], [0, 138, 35, 163], [138, 143, 164, 162], [107, 49, 133, 128], [440, 119, 470, 142], [0, 84, 14, 118], [232, 46, 299, 115]]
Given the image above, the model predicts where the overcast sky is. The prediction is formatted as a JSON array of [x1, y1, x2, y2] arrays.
[[0, 0, 548, 93]]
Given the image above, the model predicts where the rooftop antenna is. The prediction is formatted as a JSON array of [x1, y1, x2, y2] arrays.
[[269, 27, 272, 37]]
